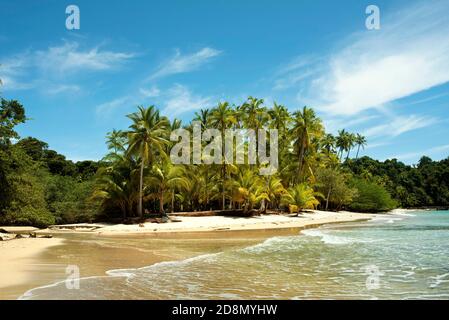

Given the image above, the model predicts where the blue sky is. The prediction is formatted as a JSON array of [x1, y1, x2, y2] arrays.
[[1, 0, 448, 163]]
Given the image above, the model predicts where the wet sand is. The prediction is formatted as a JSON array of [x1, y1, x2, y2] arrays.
[[0, 238, 64, 298], [0, 211, 377, 300]]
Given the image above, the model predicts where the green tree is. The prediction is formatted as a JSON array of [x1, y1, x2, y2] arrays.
[[127, 106, 170, 218]]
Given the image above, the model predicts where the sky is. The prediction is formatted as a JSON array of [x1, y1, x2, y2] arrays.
[[1, 0, 448, 164]]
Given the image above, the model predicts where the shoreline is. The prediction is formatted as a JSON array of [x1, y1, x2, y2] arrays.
[[0, 209, 418, 299], [44, 210, 378, 235], [0, 238, 64, 293]]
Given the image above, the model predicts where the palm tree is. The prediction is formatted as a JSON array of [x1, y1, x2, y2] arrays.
[[336, 129, 350, 161], [242, 97, 270, 161], [146, 160, 190, 216], [291, 106, 323, 180], [92, 155, 140, 220], [104, 129, 127, 162], [282, 183, 321, 215], [210, 102, 236, 210], [126, 106, 170, 218], [269, 102, 291, 133], [229, 167, 266, 215], [194, 109, 210, 129], [260, 175, 287, 212], [345, 133, 356, 161], [355, 133, 367, 159], [321, 133, 336, 153]]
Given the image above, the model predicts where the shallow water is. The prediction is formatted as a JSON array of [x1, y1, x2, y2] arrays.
[[19, 211, 449, 299]]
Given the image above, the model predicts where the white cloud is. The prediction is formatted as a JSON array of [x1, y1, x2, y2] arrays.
[[300, 1, 449, 116], [96, 95, 136, 115], [46, 84, 81, 95], [96, 84, 213, 119], [36, 42, 134, 74], [139, 86, 160, 98], [162, 84, 213, 117], [149, 47, 222, 80], [1, 41, 134, 92], [391, 144, 449, 162], [362, 115, 437, 138], [273, 55, 322, 90]]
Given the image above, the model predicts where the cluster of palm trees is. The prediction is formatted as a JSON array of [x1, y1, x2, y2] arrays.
[[93, 97, 367, 220]]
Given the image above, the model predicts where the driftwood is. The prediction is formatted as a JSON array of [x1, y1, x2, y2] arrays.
[[0, 233, 52, 241]]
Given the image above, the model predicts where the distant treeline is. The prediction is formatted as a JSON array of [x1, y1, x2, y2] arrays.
[[1, 93, 448, 227]]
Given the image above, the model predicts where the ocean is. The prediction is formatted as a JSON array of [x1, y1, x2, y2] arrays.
[[20, 210, 449, 300]]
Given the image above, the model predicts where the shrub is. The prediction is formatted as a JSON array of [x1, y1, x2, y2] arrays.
[[348, 178, 397, 212], [3, 205, 55, 228]]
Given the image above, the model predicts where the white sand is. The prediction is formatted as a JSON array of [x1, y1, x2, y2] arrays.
[[89, 210, 374, 235], [0, 238, 64, 290]]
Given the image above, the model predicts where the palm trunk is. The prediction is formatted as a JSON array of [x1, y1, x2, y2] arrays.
[[345, 148, 351, 161], [171, 191, 175, 213], [356, 145, 361, 159], [325, 186, 332, 211], [298, 141, 305, 181], [138, 156, 144, 218], [160, 192, 165, 215]]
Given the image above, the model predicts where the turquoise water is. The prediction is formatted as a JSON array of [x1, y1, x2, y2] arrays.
[[21, 211, 449, 300]]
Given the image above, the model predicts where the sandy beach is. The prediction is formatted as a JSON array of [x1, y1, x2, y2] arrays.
[[47, 210, 374, 235], [0, 238, 64, 291], [0, 210, 380, 299]]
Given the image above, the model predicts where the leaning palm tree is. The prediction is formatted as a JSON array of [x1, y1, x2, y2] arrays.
[[355, 133, 367, 159], [126, 106, 170, 218], [282, 183, 321, 215]]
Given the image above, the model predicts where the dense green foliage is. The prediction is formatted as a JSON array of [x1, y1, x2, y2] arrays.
[[1, 86, 448, 227], [348, 178, 397, 212], [346, 156, 449, 208], [0, 91, 101, 227]]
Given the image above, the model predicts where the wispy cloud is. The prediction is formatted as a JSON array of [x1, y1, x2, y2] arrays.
[[363, 115, 437, 138], [96, 95, 137, 117], [299, 1, 449, 116], [391, 144, 449, 162], [46, 84, 81, 95], [96, 84, 213, 119], [273, 55, 323, 91], [1, 41, 135, 91], [139, 86, 160, 98], [162, 84, 213, 117], [148, 47, 222, 80], [36, 42, 134, 74]]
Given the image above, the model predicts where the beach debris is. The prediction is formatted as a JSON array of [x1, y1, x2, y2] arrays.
[[0, 228, 10, 234], [139, 223, 145, 228], [15, 234, 24, 239], [49, 224, 102, 232], [214, 227, 231, 231], [0, 235, 3, 241], [29, 232, 37, 238]]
